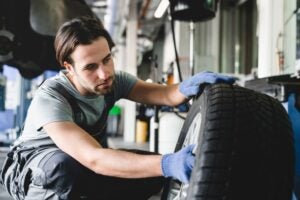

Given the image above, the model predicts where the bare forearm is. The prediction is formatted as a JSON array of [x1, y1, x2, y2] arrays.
[[89, 148, 163, 178], [145, 84, 186, 106], [46, 122, 163, 178], [129, 81, 187, 106]]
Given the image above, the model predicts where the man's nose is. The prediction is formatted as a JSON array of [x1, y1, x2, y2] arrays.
[[97, 67, 109, 80]]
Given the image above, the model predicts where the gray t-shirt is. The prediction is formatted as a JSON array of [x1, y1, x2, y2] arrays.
[[13, 70, 137, 147]]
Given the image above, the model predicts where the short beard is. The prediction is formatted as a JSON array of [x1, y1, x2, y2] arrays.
[[94, 76, 115, 95]]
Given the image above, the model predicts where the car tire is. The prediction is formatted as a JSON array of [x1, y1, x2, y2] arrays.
[[162, 83, 295, 200]]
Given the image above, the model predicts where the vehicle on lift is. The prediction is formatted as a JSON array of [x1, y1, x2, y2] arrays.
[[0, 0, 95, 79], [0, 0, 97, 146]]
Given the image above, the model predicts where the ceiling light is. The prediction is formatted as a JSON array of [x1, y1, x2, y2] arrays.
[[154, 0, 170, 18], [92, 0, 107, 8]]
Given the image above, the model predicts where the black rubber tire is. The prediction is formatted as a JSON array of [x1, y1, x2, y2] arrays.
[[163, 83, 295, 200]]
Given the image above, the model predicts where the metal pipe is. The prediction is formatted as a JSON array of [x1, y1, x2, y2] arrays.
[[189, 22, 195, 76]]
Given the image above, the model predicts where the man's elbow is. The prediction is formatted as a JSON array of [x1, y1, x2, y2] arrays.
[[87, 159, 102, 174], [84, 153, 115, 176]]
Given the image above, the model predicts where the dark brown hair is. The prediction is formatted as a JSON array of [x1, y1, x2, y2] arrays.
[[54, 16, 115, 66]]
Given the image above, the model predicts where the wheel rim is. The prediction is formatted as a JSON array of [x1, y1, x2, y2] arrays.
[[168, 112, 202, 200]]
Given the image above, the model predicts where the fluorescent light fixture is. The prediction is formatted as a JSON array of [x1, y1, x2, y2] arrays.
[[154, 0, 170, 18], [93, 0, 107, 8]]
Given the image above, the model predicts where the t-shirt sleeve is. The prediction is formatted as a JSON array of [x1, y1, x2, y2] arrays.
[[114, 71, 138, 100], [29, 88, 73, 131]]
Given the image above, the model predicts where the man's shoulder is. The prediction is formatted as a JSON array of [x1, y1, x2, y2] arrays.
[[115, 71, 137, 81], [32, 76, 71, 105], [40, 71, 70, 92], [115, 70, 125, 77]]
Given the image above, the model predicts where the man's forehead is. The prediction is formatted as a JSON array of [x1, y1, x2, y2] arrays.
[[72, 37, 110, 60]]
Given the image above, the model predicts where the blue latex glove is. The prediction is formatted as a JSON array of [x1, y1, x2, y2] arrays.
[[161, 144, 196, 184], [179, 71, 236, 97]]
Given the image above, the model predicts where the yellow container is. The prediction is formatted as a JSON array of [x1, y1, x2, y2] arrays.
[[136, 120, 148, 143]]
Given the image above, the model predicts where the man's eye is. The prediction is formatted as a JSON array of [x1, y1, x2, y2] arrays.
[[86, 64, 98, 70], [103, 57, 111, 65]]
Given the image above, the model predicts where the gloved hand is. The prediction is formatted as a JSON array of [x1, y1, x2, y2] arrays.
[[179, 71, 236, 97], [161, 144, 196, 184]]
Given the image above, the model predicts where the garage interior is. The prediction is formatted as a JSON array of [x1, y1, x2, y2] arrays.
[[0, 0, 299, 199]]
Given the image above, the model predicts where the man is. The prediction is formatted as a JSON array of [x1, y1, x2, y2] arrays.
[[0, 16, 235, 199]]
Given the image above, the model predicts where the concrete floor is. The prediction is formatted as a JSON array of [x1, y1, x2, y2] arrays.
[[0, 138, 161, 200]]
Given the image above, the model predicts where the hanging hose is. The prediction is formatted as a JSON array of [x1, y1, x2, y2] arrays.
[[170, 16, 192, 111], [170, 18, 183, 82]]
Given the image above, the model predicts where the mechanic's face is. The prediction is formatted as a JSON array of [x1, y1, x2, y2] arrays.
[[64, 37, 115, 96]]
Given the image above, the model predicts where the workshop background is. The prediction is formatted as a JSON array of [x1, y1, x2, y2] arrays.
[[0, 0, 299, 199]]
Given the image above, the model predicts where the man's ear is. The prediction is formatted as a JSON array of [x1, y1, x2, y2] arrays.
[[63, 61, 74, 74]]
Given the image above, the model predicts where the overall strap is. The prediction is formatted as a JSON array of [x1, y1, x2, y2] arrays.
[[48, 81, 111, 136], [49, 82, 85, 124]]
